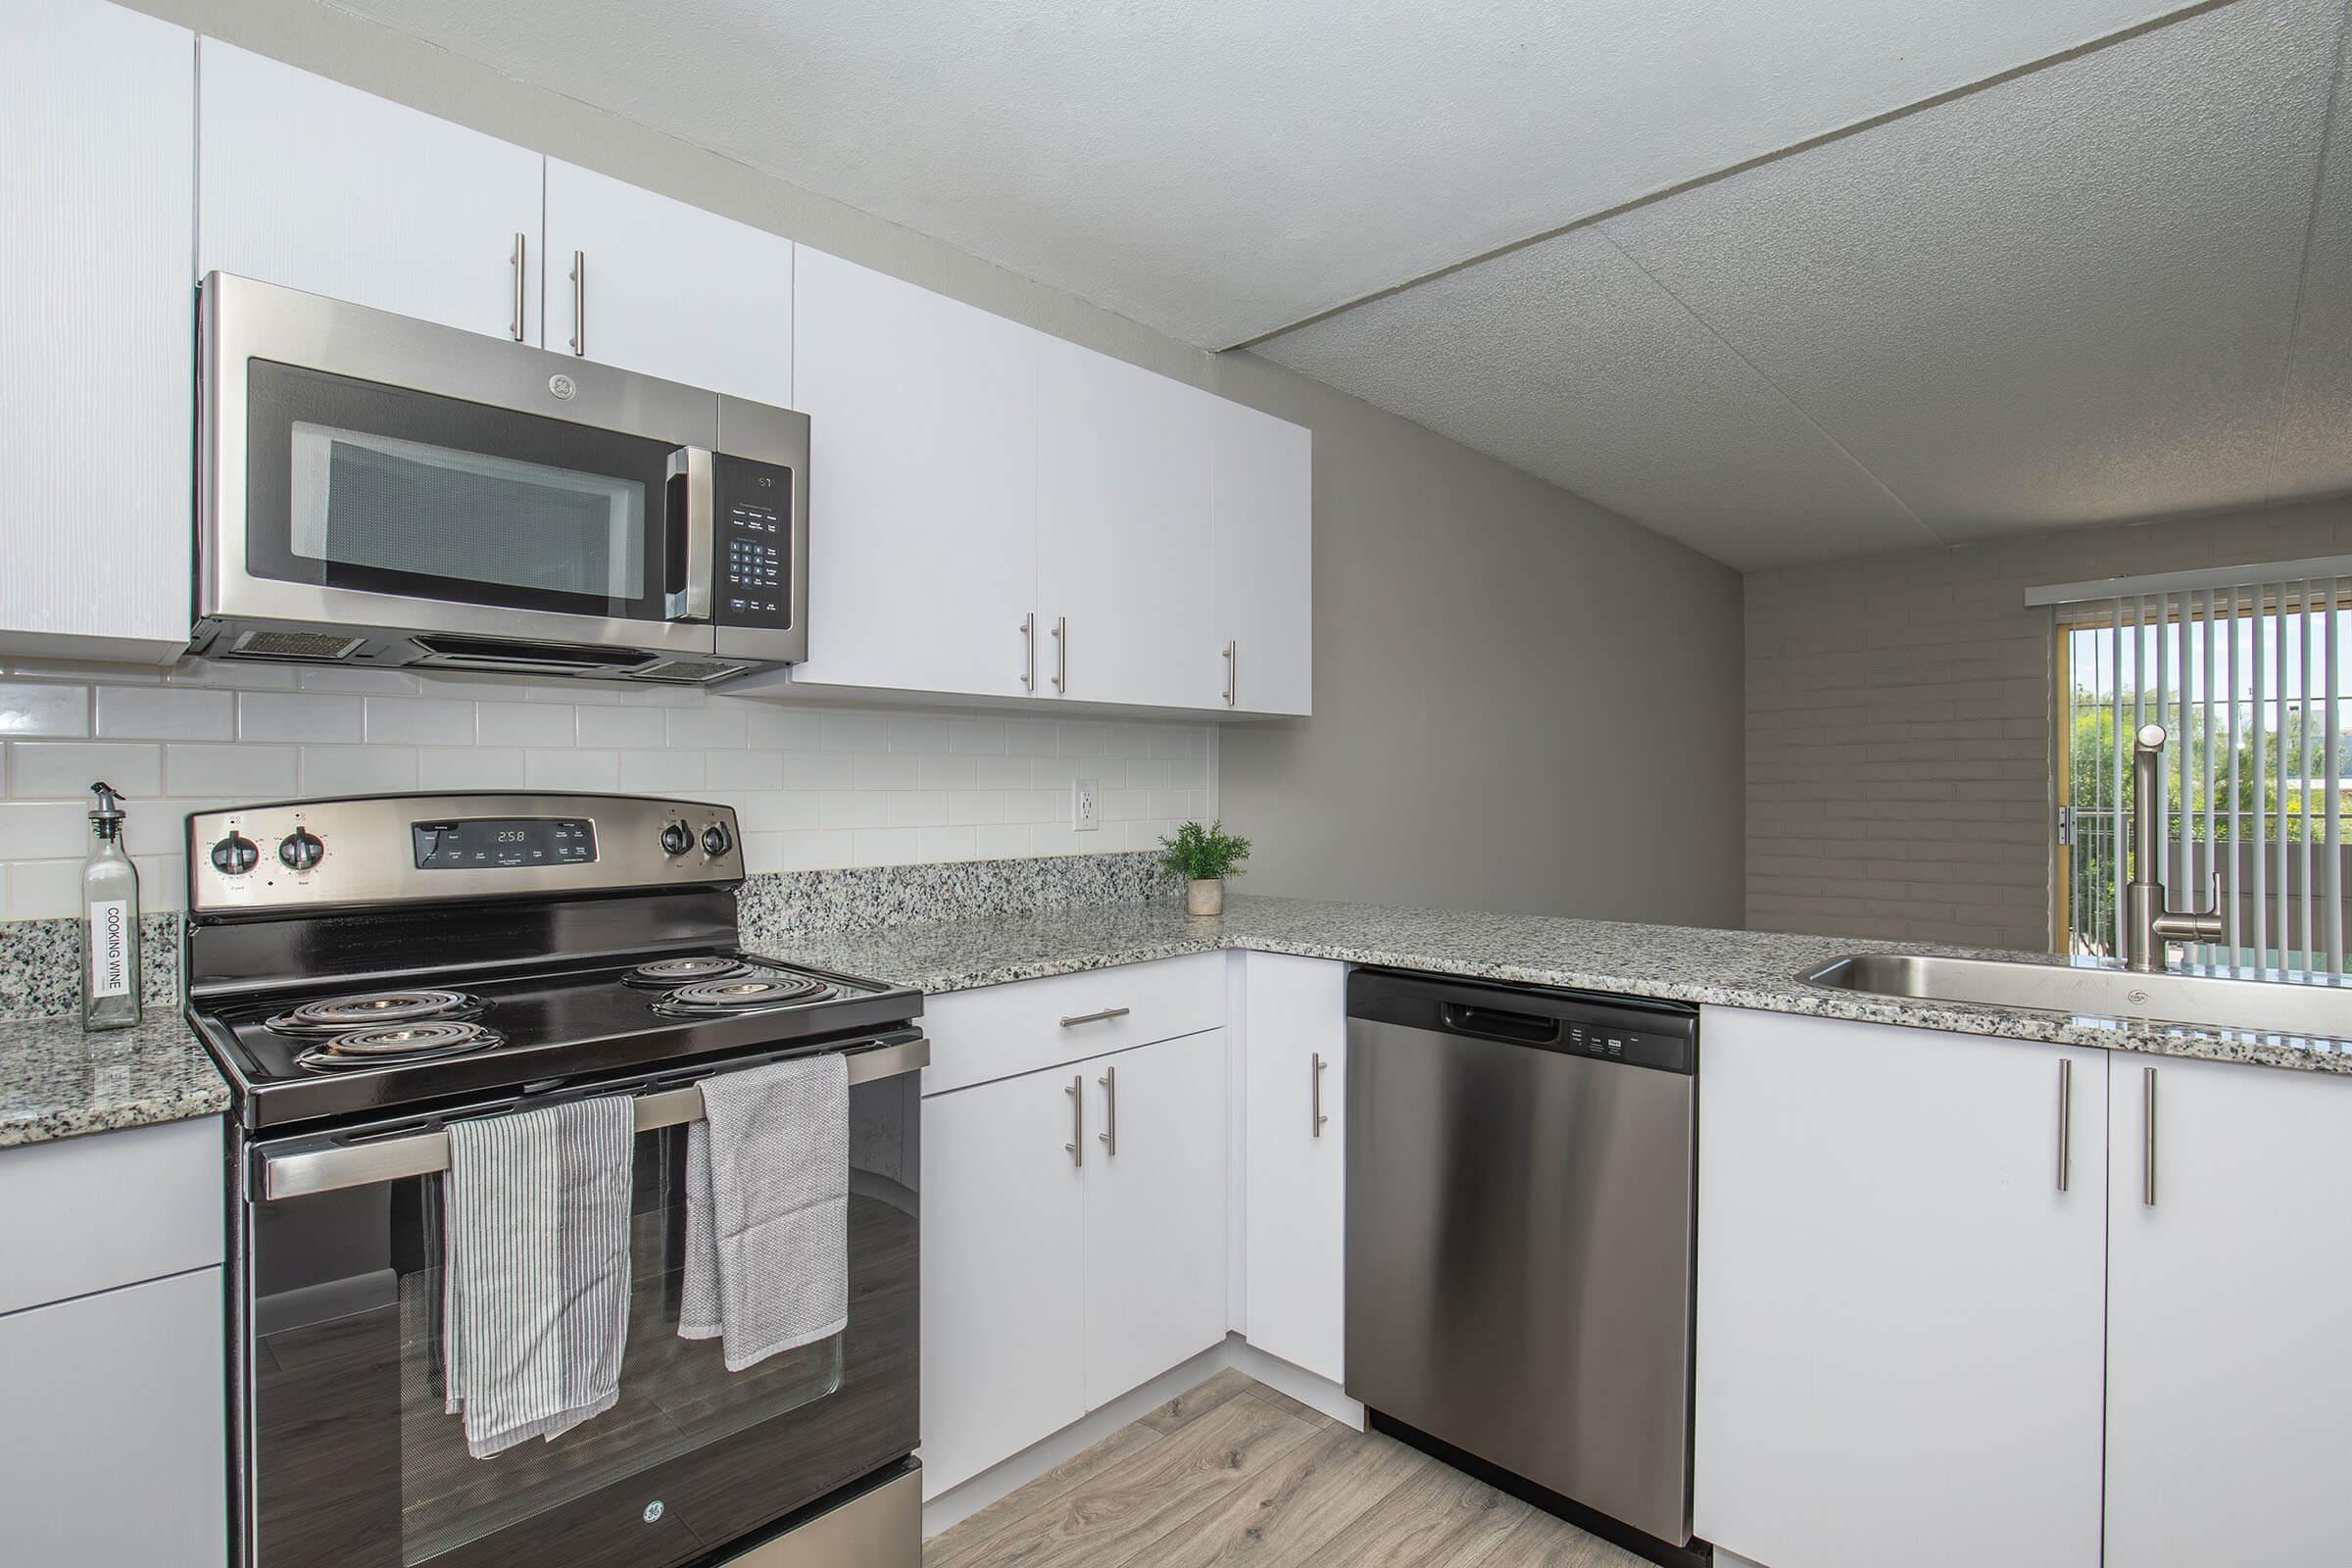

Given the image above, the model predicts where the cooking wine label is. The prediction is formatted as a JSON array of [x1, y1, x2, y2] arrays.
[[90, 899, 131, 998]]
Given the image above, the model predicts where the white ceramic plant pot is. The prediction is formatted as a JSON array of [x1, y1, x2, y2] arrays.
[[1186, 877, 1224, 916]]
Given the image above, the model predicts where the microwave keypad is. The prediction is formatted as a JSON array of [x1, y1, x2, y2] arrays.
[[712, 456, 794, 627]]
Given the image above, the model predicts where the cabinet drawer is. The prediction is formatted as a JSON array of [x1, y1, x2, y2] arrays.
[[922, 954, 1223, 1096], [0, 1116, 224, 1316]]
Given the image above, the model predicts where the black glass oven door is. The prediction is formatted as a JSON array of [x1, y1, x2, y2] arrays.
[[243, 361, 692, 624], [241, 1070, 917, 1568]]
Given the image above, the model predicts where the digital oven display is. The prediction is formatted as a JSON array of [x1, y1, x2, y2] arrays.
[[411, 818, 597, 870]]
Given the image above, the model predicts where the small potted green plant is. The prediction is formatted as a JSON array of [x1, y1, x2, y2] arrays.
[[1157, 819, 1251, 916]]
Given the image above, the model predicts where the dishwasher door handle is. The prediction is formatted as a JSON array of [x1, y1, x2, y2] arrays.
[[1440, 1002, 1562, 1046]]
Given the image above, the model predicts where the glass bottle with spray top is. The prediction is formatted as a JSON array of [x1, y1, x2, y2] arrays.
[[80, 781, 141, 1032]]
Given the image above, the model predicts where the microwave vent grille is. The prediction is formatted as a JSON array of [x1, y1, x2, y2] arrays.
[[635, 659, 750, 684], [227, 629, 368, 662]]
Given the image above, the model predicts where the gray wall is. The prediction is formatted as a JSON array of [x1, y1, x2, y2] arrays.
[[1746, 495, 2352, 951], [132, 0, 1750, 928]]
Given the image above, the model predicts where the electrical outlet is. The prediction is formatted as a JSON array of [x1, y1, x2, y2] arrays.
[[1072, 780, 1101, 832]]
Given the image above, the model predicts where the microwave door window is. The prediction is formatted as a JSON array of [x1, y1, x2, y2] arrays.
[[289, 424, 646, 601], [241, 360, 683, 623]]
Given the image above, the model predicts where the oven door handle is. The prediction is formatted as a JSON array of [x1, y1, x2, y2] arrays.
[[666, 445, 715, 622], [257, 1036, 927, 1202]]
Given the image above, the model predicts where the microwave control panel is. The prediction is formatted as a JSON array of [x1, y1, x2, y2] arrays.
[[713, 454, 794, 629]]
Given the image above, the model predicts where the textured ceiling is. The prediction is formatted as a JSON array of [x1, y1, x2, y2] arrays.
[[332, 0, 2190, 350], [1263, 0, 2352, 567]]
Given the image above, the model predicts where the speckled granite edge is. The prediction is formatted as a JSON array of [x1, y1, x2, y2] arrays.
[[736, 851, 1173, 945], [786, 896, 2352, 1077], [0, 1010, 228, 1149]]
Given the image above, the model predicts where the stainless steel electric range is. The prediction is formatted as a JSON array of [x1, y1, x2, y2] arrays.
[[182, 792, 926, 1568]]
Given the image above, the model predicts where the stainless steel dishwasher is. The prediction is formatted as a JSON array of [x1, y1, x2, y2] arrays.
[[1345, 968, 1698, 1552]]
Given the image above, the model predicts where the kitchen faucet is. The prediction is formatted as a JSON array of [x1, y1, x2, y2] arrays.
[[2128, 723, 2226, 973]]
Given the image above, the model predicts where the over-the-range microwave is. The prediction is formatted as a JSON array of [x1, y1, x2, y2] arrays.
[[193, 272, 807, 683]]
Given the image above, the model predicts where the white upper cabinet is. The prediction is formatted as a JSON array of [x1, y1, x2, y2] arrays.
[[0, 0, 193, 663], [199, 40, 543, 340], [1210, 401, 1313, 716], [1694, 1006, 2106, 1568], [1036, 335, 1223, 710], [791, 248, 1040, 700], [2105, 1055, 2352, 1566], [541, 160, 792, 405]]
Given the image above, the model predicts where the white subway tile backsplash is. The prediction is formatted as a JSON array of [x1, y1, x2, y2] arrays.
[[575, 706, 666, 749], [238, 691, 363, 743], [525, 749, 618, 791], [301, 746, 420, 796], [0, 662, 1212, 916], [166, 743, 296, 798], [95, 685, 226, 740], [479, 702, 577, 749], [366, 695, 477, 746], [14, 740, 164, 797]]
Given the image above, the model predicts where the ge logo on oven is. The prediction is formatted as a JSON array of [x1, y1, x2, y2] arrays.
[[548, 372, 578, 401]]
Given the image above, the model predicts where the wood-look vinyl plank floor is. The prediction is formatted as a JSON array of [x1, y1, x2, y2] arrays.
[[925, 1374, 1650, 1568]]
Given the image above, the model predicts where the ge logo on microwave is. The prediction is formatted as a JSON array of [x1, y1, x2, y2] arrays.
[[547, 373, 578, 401]]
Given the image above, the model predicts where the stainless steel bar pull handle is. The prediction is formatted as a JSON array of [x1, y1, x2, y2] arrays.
[[510, 232, 527, 341], [568, 250, 587, 356], [1222, 640, 1237, 708], [2142, 1065, 2158, 1206], [1064, 1074, 1084, 1167], [1052, 616, 1068, 693], [1059, 1006, 1130, 1028], [1311, 1052, 1329, 1137], [1019, 612, 1036, 692], [1098, 1064, 1118, 1157], [2055, 1057, 2072, 1193]]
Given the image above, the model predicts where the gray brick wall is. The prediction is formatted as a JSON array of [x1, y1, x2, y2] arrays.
[[1745, 497, 2352, 951]]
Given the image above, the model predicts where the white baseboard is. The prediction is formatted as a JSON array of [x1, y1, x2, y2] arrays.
[[919, 1334, 1358, 1540]]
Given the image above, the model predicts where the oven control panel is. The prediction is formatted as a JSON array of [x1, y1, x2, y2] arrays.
[[713, 454, 794, 630], [187, 794, 743, 912]]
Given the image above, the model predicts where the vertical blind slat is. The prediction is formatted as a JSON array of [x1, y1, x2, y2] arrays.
[[2226, 585, 2240, 961], [2328, 577, 2342, 976], [2303, 581, 2319, 973], [2113, 598, 2129, 956], [2254, 586, 2269, 969], [2276, 584, 2290, 971]]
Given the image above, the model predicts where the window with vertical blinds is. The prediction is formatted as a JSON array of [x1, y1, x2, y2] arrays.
[[2038, 564, 2349, 976]]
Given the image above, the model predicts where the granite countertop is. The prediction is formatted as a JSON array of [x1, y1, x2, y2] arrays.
[[783, 894, 2352, 1075], [0, 1011, 229, 1149]]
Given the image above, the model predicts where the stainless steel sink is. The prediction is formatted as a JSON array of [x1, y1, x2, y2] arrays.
[[1801, 952, 2352, 1038]]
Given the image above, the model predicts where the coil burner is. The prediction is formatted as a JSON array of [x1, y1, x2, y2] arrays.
[[292, 1019, 503, 1071]]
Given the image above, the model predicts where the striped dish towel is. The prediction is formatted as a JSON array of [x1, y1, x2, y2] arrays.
[[443, 1096, 635, 1459], [680, 1054, 850, 1371]]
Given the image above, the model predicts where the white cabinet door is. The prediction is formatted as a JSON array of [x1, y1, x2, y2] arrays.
[[0, 1267, 225, 1564], [790, 248, 1040, 700], [542, 161, 792, 404], [2106, 1055, 2352, 1565], [0, 0, 193, 662], [199, 40, 543, 340], [1210, 400, 1313, 716], [1242, 955, 1346, 1381], [1082, 1029, 1229, 1408], [1036, 335, 1221, 710], [919, 1067, 1086, 1497], [1693, 1007, 2104, 1568]]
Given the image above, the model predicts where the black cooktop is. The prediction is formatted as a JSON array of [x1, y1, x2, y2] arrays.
[[192, 948, 922, 1132]]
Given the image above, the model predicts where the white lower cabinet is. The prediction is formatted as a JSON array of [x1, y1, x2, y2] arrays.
[[0, 1266, 226, 1564], [1693, 1006, 2106, 1568], [1240, 953, 1347, 1383], [2104, 1054, 2352, 1565], [919, 1022, 1226, 1497]]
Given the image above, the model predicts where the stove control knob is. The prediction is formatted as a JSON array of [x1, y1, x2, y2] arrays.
[[209, 833, 260, 875], [660, 820, 694, 857], [701, 823, 733, 858], [277, 829, 325, 871]]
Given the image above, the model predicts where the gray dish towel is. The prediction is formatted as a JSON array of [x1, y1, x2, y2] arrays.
[[442, 1095, 635, 1459], [680, 1054, 850, 1371]]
